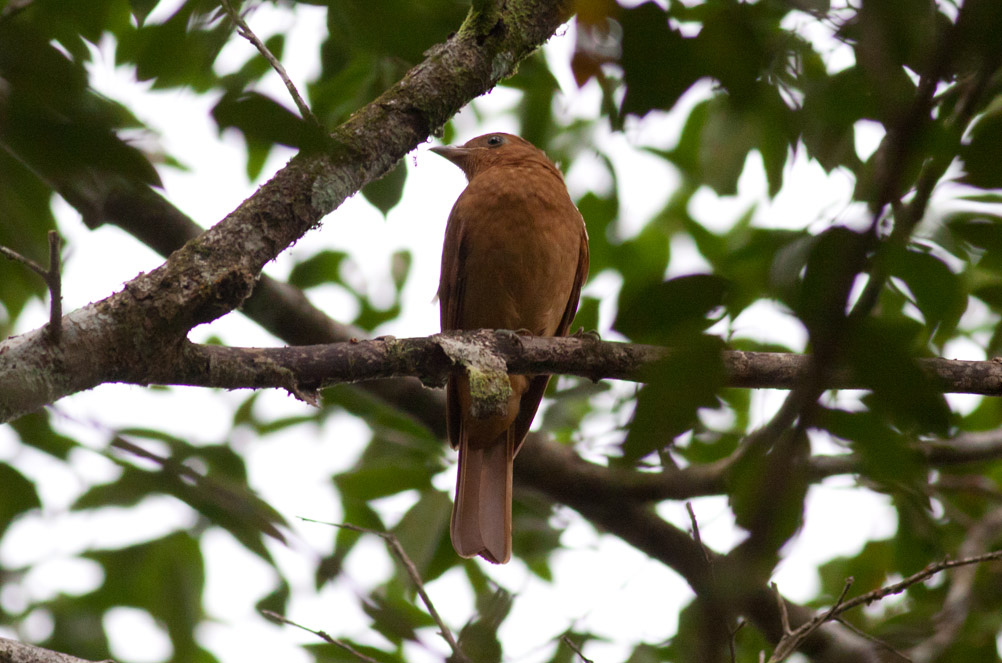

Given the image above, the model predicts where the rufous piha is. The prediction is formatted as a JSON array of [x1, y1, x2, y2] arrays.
[[432, 133, 589, 563]]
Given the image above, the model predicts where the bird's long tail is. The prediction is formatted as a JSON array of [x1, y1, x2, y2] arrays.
[[450, 429, 514, 564]]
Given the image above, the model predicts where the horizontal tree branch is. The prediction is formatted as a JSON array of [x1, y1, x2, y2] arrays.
[[120, 330, 1002, 398]]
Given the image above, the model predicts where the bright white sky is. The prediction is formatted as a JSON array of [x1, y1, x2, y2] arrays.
[[5, 1, 985, 661]]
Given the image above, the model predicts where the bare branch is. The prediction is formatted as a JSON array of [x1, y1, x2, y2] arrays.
[[560, 635, 595, 663], [45, 231, 62, 342], [771, 583, 792, 638], [260, 611, 381, 663], [769, 577, 853, 662], [218, 0, 319, 126], [0, 244, 46, 276], [769, 550, 1002, 662], [909, 509, 1002, 662], [300, 519, 468, 663], [687, 501, 712, 566], [0, 231, 63, 342], [833, 618, 913, 662]]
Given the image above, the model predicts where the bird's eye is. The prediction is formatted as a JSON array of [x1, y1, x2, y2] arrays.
[[486, 135, 505, 147]]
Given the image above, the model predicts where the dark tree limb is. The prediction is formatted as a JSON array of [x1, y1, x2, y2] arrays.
[[515, 437, 884, 662], [15, 330, 1000, 412]]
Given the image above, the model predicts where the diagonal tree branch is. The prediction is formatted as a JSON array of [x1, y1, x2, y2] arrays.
[[0, 0, 574, 422]]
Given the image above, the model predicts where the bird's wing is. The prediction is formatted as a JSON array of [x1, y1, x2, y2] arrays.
[[511, 222, 590, 454], [438, 207, 466, 332], [439, 205, 468, 449], [555, 220, 591, 337]]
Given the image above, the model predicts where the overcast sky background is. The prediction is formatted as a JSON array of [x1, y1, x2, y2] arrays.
[[3, 1, 982, 661]]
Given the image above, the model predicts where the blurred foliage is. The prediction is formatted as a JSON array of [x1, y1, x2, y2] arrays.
[[4, 0, 1002, 662]]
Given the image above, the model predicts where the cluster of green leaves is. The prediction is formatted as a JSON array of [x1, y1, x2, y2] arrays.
[[589, 0, 1002, 659], [5, 0, 1002, 662]]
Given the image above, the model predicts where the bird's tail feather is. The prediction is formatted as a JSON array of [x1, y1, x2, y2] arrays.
[[451, 430, 514, 564]]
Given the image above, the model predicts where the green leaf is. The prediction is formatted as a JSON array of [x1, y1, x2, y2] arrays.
[[334, 460, 430, 501], [961, 106, 1002, 189], [848, 319, 952, 436], [323, 496, 386, 586], [75, 437, 286, 561], [887, 246, 965, 344], [362, 160, 407, 216], [288, 250, 349, 289], [0, 151, 56, 328], [0, 463, 42, 540], [129, 0, 161, 27], [615, 274, 729, 344], [947, 212, 1002, 272], [323, 386, 441, 449], [211, 91, 327, 152], [800, 67, 872, 172], [619, 335, 726, 464], [699, 97, 758, 195], [664, 99, 710, 179], [362, 592, 435, 645], [817, 539, 894, 603], [391, 490, 453, 582], [511, 491, 561, 578], [9, 411, 76, 459], [575, 190, 618, 275], [456, 588, 512, 663], [619, 2, 702, 117], [255, 579, 290, 617], [694, 2, 782, 102], [389, 249, 412, 292], [504, 52, 560, 147], [84, 532, 206, 661], [779, 226, 865, 340], [817, 408, 924, 490]]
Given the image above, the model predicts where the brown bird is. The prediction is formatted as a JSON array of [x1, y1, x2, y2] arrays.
[[432, 133, 589, 564]]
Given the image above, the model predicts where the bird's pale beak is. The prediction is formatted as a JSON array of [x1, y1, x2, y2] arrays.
[[430, 144, 470, 168]]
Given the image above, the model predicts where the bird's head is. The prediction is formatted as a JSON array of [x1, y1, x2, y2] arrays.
[[430, 133, 553, 181]]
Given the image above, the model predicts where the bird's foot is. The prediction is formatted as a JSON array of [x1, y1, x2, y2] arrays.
[[494, 328, 532, 349], [572, 327, 602, 342]]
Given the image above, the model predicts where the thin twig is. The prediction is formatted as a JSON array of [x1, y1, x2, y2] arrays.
[[909, 509, 1002, 662], [46, 231, 62, 342], [834, 617, 912, 662], [0, 231, 63, 342], [771, 583, 792, 636], [260, 610, 381, 663], [769, 577, 853, 662], [686, 501, 712, 565], [218, 0, 319, 126], [729, 621, 746, 663], [0, 245, 47, 277], [770, 549, 1002, 662], [300, 518, 469, 663], [560, 635, 595, 663]]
